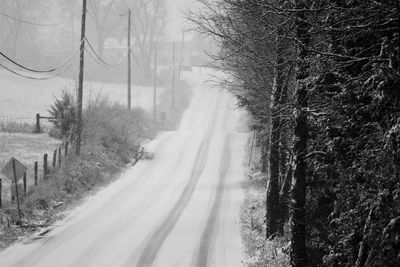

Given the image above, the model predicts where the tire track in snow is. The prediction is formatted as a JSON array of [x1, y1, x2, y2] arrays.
[[134, 92, 222, 267], [70, 133, 196, 267], [135, 133, 211, 267], [194, 134, 231, 267]]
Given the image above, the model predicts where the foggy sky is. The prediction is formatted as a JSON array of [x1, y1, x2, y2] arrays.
[[165, 0, 195, 40]]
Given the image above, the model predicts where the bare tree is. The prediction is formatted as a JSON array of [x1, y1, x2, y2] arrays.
[[0, 0, 36, 59], [266, 0, 295, 238], [87, 0, 121, 58], [128, 0, 166, 79]]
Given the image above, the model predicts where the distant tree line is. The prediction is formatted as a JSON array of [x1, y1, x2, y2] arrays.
[[0, 0, 166, 81], [192, 0, 400, 266]]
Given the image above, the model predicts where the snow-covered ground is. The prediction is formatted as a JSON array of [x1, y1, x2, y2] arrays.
[[0, 69, 164, 122], [0, 69, 248, 267]]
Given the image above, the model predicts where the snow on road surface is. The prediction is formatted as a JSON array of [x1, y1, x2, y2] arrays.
[[0, 71, 248, 267]]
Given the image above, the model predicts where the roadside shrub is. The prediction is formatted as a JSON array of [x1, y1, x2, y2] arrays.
[[0, 92, 158, 249], [22, 151, 118, 217], [241, 170, 290, 267], [22, 96, 155, 215], [83, 97, 155, 161], [48, 90, 77, 139]]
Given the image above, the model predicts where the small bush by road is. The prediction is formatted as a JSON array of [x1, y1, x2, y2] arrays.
[[0, 78, 192, 250], [0, 99, 154, 249]]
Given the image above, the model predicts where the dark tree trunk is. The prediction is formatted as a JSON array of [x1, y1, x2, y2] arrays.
[[266, 112, 281, 238], [267, 6, 294, 236], [290, 0, 311, 266], [280, 159, 292, 234], [290, 72, 308, 267], [279, 137, 287, 187], [278, 62, 294, 235], [266, 25, 286, 238], [278, 136, 288, 235], [261, 134, 270, 174]]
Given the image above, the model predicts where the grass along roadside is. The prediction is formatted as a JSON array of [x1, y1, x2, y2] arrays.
[[0, 103, 150, 249], [0, 132, 61, 201], [0, 121, 36, 134], [240, 133, 290, 267], [0, 80, 192, 251]]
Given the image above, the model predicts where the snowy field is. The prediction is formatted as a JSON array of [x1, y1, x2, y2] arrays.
[[0, 69, 164, 123]]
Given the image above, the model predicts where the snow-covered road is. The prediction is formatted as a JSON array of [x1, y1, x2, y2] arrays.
[[0, 74, 248, 267]]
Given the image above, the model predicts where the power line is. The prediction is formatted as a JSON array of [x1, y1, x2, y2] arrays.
[[84, 46, 111, 67], [0, 52, 57, 73], [85, 37, 128, 67], [0, 39, 84, 73], [83, 47, 118, 82], [84, 46, 128, 69], [0, 11, 69, 27], [0, 63, 72, 80]]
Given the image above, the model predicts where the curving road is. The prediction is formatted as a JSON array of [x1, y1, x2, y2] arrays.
[[0, 72, 248, 267]]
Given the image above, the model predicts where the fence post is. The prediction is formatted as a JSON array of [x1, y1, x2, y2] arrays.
[[34, 161, 38, 185], [0, 178, 2, 208], [58, 147, 62, 167], [43, 154, 48, 180], [65, 141, 69, 157], [53, 150, 57, 168], [36, 113, 41, 133], [23, 172, 27, 195]]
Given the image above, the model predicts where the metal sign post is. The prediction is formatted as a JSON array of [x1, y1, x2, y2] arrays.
[[12, 159, 23, 228], [2, 157, 27, 228]]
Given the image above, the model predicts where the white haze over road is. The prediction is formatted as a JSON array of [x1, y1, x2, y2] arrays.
[[0, 69, 248, 267]]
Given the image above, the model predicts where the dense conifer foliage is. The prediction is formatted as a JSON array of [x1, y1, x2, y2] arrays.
[[192, 0, 400, 265]]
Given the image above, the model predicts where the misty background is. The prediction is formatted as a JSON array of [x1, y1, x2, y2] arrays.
[[0, 0, 213, 121]]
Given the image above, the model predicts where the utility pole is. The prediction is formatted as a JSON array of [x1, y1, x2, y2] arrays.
[[178, 30, 185, 83], [153, 44, 157, 122], [75, 0, 87, 156], [171, 42, 176, 108], [127, 9, 132, 110]]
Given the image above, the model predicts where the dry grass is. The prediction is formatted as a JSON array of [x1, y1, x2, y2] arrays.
[[0, 100, 154, 249], [0, 132, 62, 248], [0, 78, 189, 250], [0, 120, 35, 133], [0, 132, 61, 202], [240, 172, 290, 267], [240, 135, 290, 267]]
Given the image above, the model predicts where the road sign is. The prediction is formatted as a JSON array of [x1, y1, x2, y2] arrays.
[[1, 157, 27, 182], [1, 157, 26, 228]]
